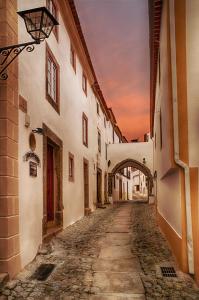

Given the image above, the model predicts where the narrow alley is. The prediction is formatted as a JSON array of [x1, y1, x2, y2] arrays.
[[1, 202, 199, 300]]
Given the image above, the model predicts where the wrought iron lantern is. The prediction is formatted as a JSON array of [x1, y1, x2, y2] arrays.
[[18, 7, 58, 42], [0, 7, 58, 80]]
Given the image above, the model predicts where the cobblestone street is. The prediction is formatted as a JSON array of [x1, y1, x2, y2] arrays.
[[1, 202, 199, 299]]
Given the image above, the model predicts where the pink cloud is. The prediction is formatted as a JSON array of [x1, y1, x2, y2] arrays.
[[75, 0, 150, 141]]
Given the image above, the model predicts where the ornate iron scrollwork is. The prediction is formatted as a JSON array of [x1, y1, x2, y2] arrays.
[[0, 41, 39, 80]]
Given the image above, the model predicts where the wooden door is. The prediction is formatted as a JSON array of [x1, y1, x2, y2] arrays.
[[47, 143, 54, 222], [83, 160, 89, 210]]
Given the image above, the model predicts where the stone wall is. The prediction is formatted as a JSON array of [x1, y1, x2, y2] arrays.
[[0, 0, 21, 278]]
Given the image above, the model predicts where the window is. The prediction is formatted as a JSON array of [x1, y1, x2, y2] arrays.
[[68, 152, 74, 182], [46, 45, 60, 112], [112, 128, 115, 143], [104, 117, 106, 128], [46, 0, 58, 40], [82, 73, 87, 95], [98, 130, 101, 153], [82, 113, 88, 147], [97, 102, 99, 115], [105, 143, 108, 160], [70, 45, 76, 72]]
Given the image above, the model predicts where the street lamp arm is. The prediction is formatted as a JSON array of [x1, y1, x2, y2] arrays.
[[0, 40, 40, 80]]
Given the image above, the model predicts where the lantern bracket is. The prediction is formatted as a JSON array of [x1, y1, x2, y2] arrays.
[[0, 40, 40, 80]]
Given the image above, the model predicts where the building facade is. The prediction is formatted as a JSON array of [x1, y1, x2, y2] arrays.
[[149, 0, 199, 284], [0, 0, 125, 278]]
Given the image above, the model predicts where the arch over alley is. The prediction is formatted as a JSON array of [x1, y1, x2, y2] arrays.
[[107, 140, 154, 199]]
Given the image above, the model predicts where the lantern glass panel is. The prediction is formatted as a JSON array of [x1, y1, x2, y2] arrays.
[[41, 10, 54, 38]]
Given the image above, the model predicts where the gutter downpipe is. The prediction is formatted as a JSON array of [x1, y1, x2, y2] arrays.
[[169, 0, 194, 274]]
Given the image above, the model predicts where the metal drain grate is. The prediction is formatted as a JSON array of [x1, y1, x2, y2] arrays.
[[30, 263, 55, 281], [160, 266, 177, 277]]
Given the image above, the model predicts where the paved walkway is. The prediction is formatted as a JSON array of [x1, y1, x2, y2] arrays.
[[1, 202, 199, 299], [90, 203, 145, 299]]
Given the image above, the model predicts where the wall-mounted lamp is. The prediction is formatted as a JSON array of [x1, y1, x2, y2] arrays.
[[0, 7, 59, 80], [143, 158, 146, 165], [32, 128, 44, 135], [108, 160, 111, 167]]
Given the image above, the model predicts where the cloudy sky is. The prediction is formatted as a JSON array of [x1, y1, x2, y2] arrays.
[[75, 0, 150, 141]]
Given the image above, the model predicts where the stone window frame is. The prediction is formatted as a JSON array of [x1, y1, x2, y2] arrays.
[[46, 43, 60, 114], [68, 152, 75, 182], [82, 113, 88, 147]]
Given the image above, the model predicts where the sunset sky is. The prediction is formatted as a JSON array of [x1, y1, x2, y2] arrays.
[[75, 0, 150, 141]]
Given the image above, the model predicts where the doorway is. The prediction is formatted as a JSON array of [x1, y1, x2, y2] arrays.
[[47, 143, 54, 223], [83, 158, 89, 215], [104, 172, 108, 203], [43, 124, 63, 237], [97, 168, 102, 205]]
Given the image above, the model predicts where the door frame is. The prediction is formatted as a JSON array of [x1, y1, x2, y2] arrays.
[[43, 123, 63, 237], [97, 167, 102, 205], [104, 172, 108, 203]]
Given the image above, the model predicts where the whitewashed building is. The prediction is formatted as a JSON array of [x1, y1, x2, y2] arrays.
[[0, 0, 126, 278]]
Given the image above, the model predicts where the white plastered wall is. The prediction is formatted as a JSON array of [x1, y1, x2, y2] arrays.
[[153, 1, 182, 237]]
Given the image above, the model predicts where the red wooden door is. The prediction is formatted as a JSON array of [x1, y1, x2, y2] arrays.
[[47, 144, 54, 222]]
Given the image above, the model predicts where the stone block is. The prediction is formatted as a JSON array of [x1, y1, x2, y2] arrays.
[[0, 235, 20, 259], [0, 254, 21, 279], [0, 137, 18, 159], [0, 196, 19, 216], [0, 216, 19, 238], [0, 176, 18, 196]]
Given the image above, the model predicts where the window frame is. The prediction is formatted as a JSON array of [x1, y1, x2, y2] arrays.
[[97, 102, 100, 115], [70, 44, 76, 73], [46, 0, 59, 41], [98, 129, 101, 153], [82, 113, 88, 147], [46, 44, 60, 113], [68, 152, 74, 182], [82, 73, 87, 96], [105, 143, 108, 160], [112, 128, 115, 143]]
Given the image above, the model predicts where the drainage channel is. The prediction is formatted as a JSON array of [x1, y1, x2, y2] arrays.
[[30, 263, 55, 281]]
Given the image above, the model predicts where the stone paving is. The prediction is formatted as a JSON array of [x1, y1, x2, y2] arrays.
[[1, 201, 199, 299], [131, 203, 199, 300]]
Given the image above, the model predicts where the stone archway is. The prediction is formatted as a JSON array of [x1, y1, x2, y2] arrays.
[[108, 158, 154, 197]]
